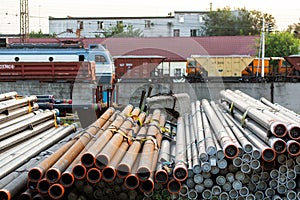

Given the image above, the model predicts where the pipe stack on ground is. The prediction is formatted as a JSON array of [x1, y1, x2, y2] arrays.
[[2, 89, 300, 199], [0, 91, 79, 200]]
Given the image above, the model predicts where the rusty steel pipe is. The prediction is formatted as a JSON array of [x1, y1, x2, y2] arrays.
[[286, 140, 300, 156], [117, 124, 148, 178], [202, 99, 239, 159], [124, 154, 141, 190], [137, 109, 162, 181], [86, 167, 102, 184], [81, 106, 131, 168], [167, 179, 182, 194], [139, 149, 159, 194], [94, 113, 137, 169], [45, 107, 115, 183], [173, 116, 188, 182], [36, 178, 51, 195], [28, 125, 77, 182], [48, 183, 65, 199], [64, 109, 119, 184], [220, 90, 288, 138], [102, 141, 130, 182]]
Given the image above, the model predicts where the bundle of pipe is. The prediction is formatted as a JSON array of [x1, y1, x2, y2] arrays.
[[0, 124, 78, 200], [21, 105, 171, 199]]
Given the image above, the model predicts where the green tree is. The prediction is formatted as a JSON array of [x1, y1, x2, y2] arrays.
[[29, 29, 55, 38], [263, 32, 300, 57], [103, 23, 143, 38], [287, 21, 300, 39], [203, 7, 276, 36]]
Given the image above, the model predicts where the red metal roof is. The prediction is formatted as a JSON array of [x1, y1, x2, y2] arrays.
[[8, 36, 258, 61]]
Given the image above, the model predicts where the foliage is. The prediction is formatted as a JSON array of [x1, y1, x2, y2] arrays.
[[262, 31, 300, 57], [29, 29, 55, 38], [203, 7, 276, 36], [287, 21, 300, 39], [103, 23, 143, 38]]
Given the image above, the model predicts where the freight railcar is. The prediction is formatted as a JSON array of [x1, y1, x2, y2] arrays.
[[186, 54, 300, 82], [185, 55, 255, 82], [0, 40, 115, 84]]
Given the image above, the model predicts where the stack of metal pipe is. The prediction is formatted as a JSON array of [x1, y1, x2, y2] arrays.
[[11, 105, 170, 199], [2, 89, 300, 199], [0, 91, 79, 200]]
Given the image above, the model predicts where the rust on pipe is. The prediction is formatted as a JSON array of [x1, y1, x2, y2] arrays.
[[117, 122, 149, 178], [124, 154, 141, 190], [167, 179, 182, 194], [28, 132, 76, 182], [37, 178, 50, 195], [48, 183, 65, 199], [18, 189, 32, 200], [81, 105, 132, 168], [61, 110, 119, 187], [94, 116, 136, 169], [137, 109, 162, 181], [86, 168, 102, 184], [45, 107, 115, 183], [173, 116, 188, 182], [286, 140, 300, 156], [102, 142, 130, 182], [140, 148, 159, 194]]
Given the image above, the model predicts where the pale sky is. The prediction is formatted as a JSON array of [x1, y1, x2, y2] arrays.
[[0, 0, 299, 34]]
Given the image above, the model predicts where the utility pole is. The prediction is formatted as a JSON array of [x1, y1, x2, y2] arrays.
[[20, 0, 29, 43], [261, 18, 265, 78]]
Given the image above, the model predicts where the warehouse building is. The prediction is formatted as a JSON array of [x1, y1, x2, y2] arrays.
[[49, 11, 208, 38]]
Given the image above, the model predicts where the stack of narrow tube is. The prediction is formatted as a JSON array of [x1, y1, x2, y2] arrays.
[[1, 89, 300, 200], [0, 91, 78, 200]]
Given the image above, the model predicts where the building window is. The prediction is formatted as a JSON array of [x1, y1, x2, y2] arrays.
[[199, 15, 204, 23], [77, 21, 83, 30], [173, 29, 180, 37], [179, 15, 184, 23], [190, 29, 198, 37], [174, 68, 182, 76], [145, 20, 151, 28], [97, 21, 104, 29]]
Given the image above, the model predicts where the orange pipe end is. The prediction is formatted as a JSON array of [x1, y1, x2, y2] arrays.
[[102, 166, 116, 182], [37, 178, 50, 195], [262, 147, 276, 162], [49, 183, 65, 199], [140, 178, 154, 194], [87, 168, 102, 184], [173, 164, 188, 182], [0, 189, 11, 200], [124, 174, 140, 190], [167, 179, 182, 194], [72, 164, 87, 180], [60, 172, 75, 188], [45, 168, 61, 183], [28, 167, 43, 182], [117, 163, 130, 178], [155, 170, 169, 184]]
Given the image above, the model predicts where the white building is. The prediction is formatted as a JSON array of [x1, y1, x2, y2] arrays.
[[49, 11, 207, 38]]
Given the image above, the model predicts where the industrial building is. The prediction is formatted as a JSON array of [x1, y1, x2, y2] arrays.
[[48, 11, 208, 38]]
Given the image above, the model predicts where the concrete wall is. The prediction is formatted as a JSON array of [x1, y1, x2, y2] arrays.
[[115, 81, 300, 112], [1, 81, 300, 112]]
